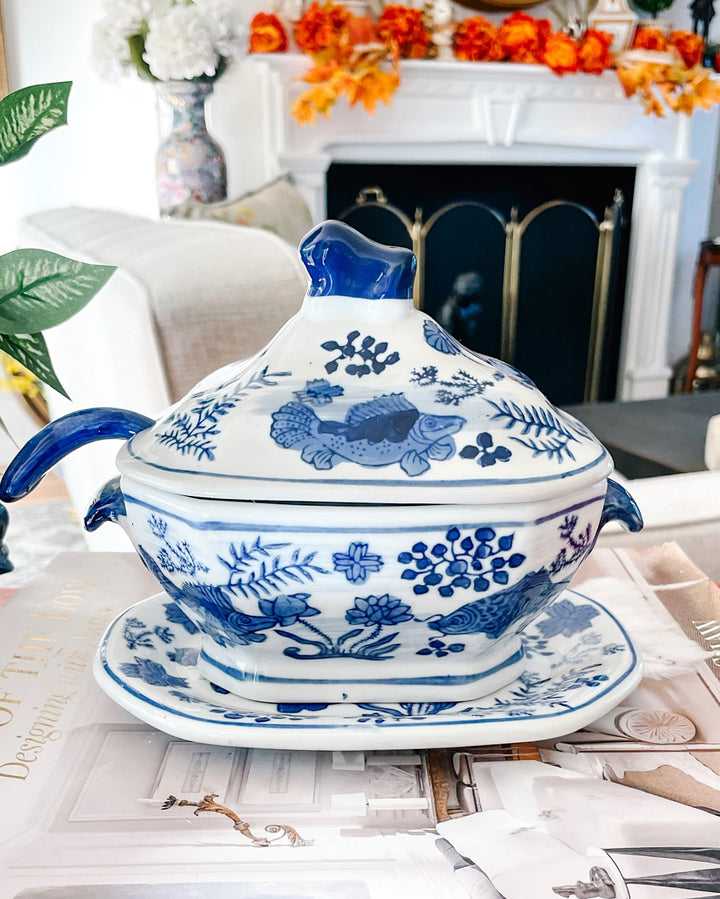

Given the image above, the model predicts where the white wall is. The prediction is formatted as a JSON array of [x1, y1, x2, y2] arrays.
[[0, 0, 160, 252], [0, 0, 718, 369]]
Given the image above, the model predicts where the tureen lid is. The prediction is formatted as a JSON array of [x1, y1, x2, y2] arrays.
[[119, 221, 611, 503]]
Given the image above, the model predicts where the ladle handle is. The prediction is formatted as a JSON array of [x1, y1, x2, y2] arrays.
[[0, 407, 153, 501]]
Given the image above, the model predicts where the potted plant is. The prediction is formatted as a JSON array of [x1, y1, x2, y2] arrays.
[[0, 81, 116, 571]]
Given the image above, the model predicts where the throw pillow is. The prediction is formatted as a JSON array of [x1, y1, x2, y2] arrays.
[[174, 176, 314, 246]]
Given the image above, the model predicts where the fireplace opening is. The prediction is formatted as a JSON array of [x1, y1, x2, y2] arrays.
[[326, 163, 636, 406]]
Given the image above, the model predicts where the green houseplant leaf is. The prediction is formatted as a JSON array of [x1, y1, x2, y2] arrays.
[[0, 332, 67, 398], [0, 82, 71, 166], [0, 248, 115, 335]]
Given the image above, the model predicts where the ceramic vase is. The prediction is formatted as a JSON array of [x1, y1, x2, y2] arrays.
[[156, 81, 227, 217]]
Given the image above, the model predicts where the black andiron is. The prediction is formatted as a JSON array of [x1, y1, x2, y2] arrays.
[[690, 0, 716, 40], [162, 793, 314, 847]]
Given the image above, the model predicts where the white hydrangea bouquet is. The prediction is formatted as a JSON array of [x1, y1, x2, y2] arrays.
[[92, 0, 246, 83]]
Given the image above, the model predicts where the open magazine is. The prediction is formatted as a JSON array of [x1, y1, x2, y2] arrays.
[[0, 546, 719, 898]]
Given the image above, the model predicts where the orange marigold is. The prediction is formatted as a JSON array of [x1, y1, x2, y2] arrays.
[[453, 16, 504, 62], [669, 29, 705, 68], [578, 29, 613, 75], [377, 5, 431, 59], [347, 14, 378, 45], [543, 32, 579, 75], [497, 12, 552, 63], [248, 12, 288, 54], [294, 1, 349, 55], [632, 26, 667, 52]]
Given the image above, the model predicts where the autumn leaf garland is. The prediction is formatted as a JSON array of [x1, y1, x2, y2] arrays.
[[248, 3, 720, 123]]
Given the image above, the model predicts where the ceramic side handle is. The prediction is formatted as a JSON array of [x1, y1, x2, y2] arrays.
[[0, 407, 153, 501], [599, 478, 643, 533], [85, 476, 126, 532]]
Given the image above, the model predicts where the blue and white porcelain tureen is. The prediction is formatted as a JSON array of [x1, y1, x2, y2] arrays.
[[0, 221, 642, 707]]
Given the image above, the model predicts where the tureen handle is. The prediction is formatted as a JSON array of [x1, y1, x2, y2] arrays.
[[0, 407, 153, 501], [300, 220, 416, 300], [85, 476, 126, 532], [599, 478, 643, 533]]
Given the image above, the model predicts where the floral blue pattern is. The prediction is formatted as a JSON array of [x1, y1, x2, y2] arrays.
[[332, 542, 384, 583], [345, 594, 412, 626], [133, 513, 599, 677], [535, 598, 600, 638], [459, 432, 513, 466], [97, 588, 639, 749], [398, 526, 526, 597], [257, 592, 321, 626], [293, 378, 344, 406], [321, 330, 400, 377]]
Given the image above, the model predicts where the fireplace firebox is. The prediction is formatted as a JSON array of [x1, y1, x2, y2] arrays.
[[327, 162, 634, 405]]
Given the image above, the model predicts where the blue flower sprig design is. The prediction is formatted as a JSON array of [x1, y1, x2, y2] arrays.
[[122, 616, 173, 651], [535, 598, 599, 638], [293, 378, 344, 406], [333, 541, 384, 583], [398, 526, 526, 597], [277, 593, 412, 661], [460, 431, 512, 466], [550, 515, 593, 574], [417, 637, 465, 658], [485, 398, 580, 463], [321, 330, 400, 377], [150, 515, 209, 578]]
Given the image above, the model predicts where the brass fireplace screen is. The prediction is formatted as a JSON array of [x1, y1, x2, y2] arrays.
[[338, 187, 625, 405]]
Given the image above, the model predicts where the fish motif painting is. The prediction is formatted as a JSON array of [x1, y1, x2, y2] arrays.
[[429, 568, 566, 640], [270, 393, 465, 476]]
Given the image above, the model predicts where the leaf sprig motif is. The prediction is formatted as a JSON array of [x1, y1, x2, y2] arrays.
[[485, 398, 580, 463], [156, 367, 290, 461], [220, 545, 328, 599]]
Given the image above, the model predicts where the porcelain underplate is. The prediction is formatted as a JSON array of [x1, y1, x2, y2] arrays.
[[94, 588, 642, 750]]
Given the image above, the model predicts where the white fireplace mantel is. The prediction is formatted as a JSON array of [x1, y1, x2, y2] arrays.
[[248, 55, 719, 401]]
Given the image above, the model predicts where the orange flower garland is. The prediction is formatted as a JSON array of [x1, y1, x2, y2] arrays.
[[497, 12, 552, 64], [578, 29, 613, 75], [632, 26, 668, 52], [617, 27, 720, 115], [669, 29, 705, 68], [294, 1, 349, 54], [248, 13, 288, 54], [543, 32, 580, 74], [453, 16, 503, 63], [377, 5, 431, 59], [247, 3, 720, 122]]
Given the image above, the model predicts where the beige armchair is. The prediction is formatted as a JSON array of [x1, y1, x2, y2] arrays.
[[18, 205, 308, 549]]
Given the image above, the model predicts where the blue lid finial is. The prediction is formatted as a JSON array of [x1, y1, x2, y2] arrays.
[[299, 220, 416, 300]]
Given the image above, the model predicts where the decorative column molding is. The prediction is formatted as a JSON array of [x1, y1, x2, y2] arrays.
[[280, 153, 332, 222], [618, 158, 698, 400]]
